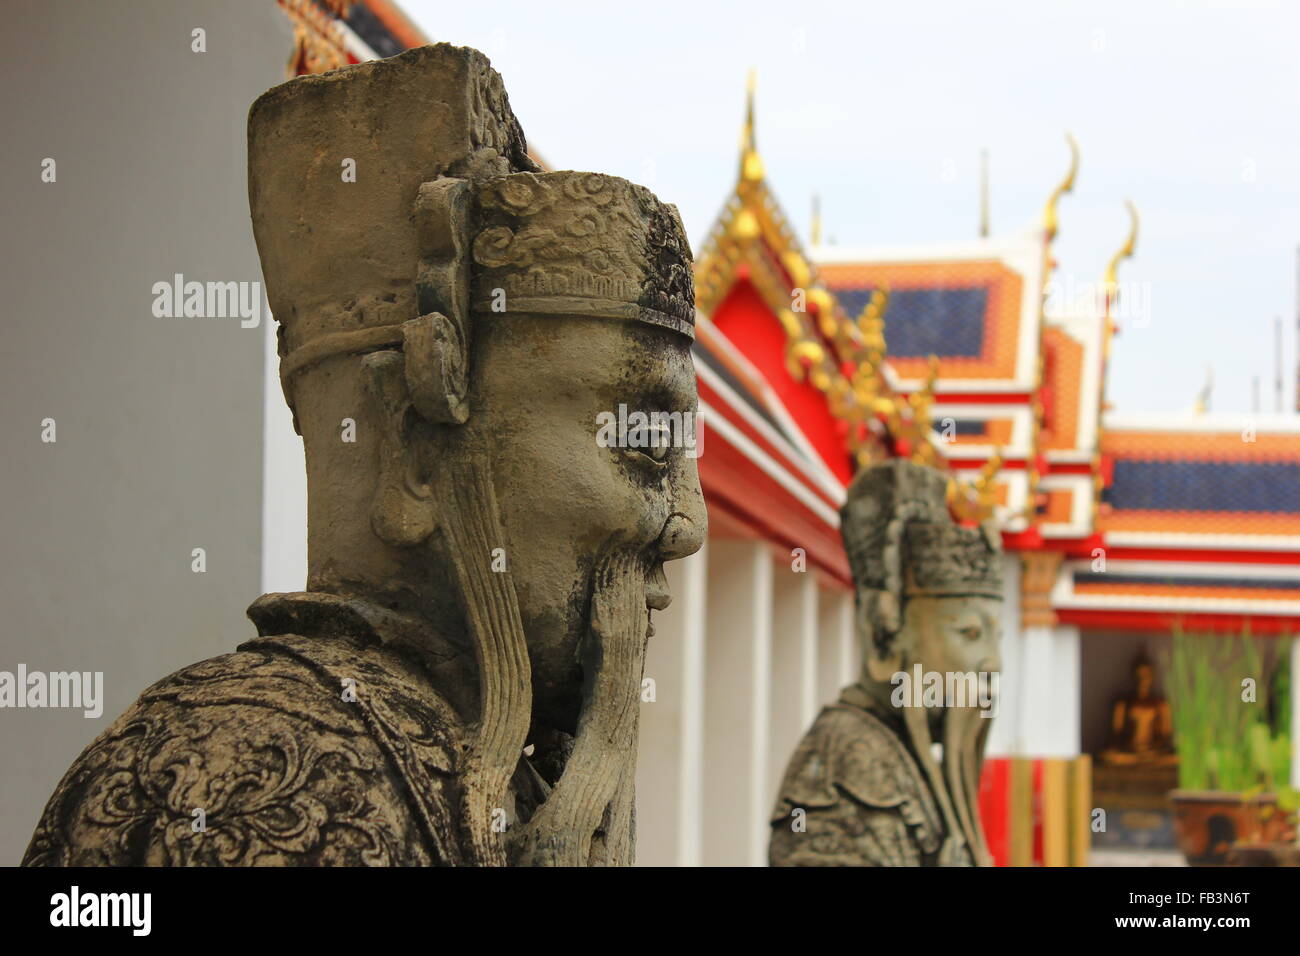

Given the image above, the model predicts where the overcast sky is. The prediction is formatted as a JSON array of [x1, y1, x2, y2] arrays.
[[403, 0, 1300, 417]]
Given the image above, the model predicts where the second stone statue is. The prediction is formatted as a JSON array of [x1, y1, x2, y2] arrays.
[[770, 460, 1004, 866]]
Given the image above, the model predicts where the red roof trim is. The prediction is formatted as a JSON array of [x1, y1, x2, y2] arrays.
[[1058, 608, 1300, 635]]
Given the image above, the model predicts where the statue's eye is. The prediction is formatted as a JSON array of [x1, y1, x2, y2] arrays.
[[627, 427, 671, 469], [645, 428, 672, 460], [958, 626, 982, 642]]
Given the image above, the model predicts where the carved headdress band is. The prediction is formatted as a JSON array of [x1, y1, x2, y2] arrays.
[[277, 171, 695, 379], [272, 169, 694, 436]]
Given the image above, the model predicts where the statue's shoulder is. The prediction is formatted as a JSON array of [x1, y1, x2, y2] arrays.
[[774, 703, 929, 810], [769, 702, 942, 865], [23, 633, 466, 867]]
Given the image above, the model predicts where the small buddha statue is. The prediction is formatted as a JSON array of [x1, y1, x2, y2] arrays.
[[1099, 649, 1177, 767]]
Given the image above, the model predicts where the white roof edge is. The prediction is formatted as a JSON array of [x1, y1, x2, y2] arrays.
[[811, 229, 1041, 265], [1103, 531, 1300, 551]]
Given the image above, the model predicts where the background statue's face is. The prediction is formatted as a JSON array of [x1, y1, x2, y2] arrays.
[[466, 313, 706, 731], [904, 595, 1003, 691]]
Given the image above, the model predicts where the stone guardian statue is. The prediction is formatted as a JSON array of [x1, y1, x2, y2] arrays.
[[24, 44, 705, 867], [770, 460, 1002, 866]]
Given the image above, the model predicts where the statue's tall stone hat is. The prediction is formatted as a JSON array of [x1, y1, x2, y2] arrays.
[[248, 44, 694, 430]]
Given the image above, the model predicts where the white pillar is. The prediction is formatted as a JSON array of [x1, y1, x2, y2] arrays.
[[1012, 552, 1080, 758], [1017, 623, 1081, 757], [817, 587, 852, 705], [986, 552, 1023, 757], [799, 585, 820, 728], [635, 543, 707, 866], [702, 539, 773, 866], [768, 565, 818, 809], [838, 594, 858, 687]]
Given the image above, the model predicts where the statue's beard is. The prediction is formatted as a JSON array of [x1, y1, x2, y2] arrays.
[[510, 546, 650, 866], [437, 454, 651, 866], [902, 700, 993, 866]]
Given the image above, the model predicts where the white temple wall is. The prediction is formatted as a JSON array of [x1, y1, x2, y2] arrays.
[[0, 0, 291, 865]]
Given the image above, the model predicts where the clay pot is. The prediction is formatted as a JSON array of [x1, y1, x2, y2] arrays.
[[1169, 791, 1293, 865]]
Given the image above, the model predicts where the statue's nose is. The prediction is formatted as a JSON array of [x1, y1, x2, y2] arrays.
[[657, 504, 705, 562], [656, 426, 707, 563]]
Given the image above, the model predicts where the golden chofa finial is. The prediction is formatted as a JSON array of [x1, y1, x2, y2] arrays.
[[740, 69, 764, 183], [1103, 199, 1139, 302], [1194, 365, 1213, 415], [1102, 200, 1139, 358], [811, 193, 822, 247], [1042, 133, 1079, 245], [979, 148, 990, 238]]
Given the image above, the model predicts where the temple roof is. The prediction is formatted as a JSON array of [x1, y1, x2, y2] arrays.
[[1098, 416, 1300, 548], [816, 235, 1045, 393], [693, 76, 997, 522]]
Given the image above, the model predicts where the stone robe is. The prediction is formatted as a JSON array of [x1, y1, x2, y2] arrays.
[[768, 687, 974, 867], [22, 592, 547, 866]]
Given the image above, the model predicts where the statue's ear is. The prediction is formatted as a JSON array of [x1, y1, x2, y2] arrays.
[[359, 176, 475, 548], [362, 351, 437, 548], [862, 591, 903, 683]]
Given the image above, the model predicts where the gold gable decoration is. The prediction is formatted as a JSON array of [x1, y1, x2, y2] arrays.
[[949, 450, 1003, 524], [695, 75, 1000, 520]]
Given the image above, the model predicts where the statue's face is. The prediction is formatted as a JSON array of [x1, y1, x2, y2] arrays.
[[467, 313, 706, 731], [904, 595, 1003, 699]]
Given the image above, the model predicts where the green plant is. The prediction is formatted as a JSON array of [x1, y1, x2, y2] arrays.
[[1165, 624, 1293, 810]]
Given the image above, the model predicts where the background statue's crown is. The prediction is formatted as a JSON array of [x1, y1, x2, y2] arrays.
[[841, 460, 1003, 599]]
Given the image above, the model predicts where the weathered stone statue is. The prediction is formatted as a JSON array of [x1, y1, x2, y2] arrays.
[[23, 44, 704, 867], [770, 460, 1002, 866], [1099, 648, 1176, 767]]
